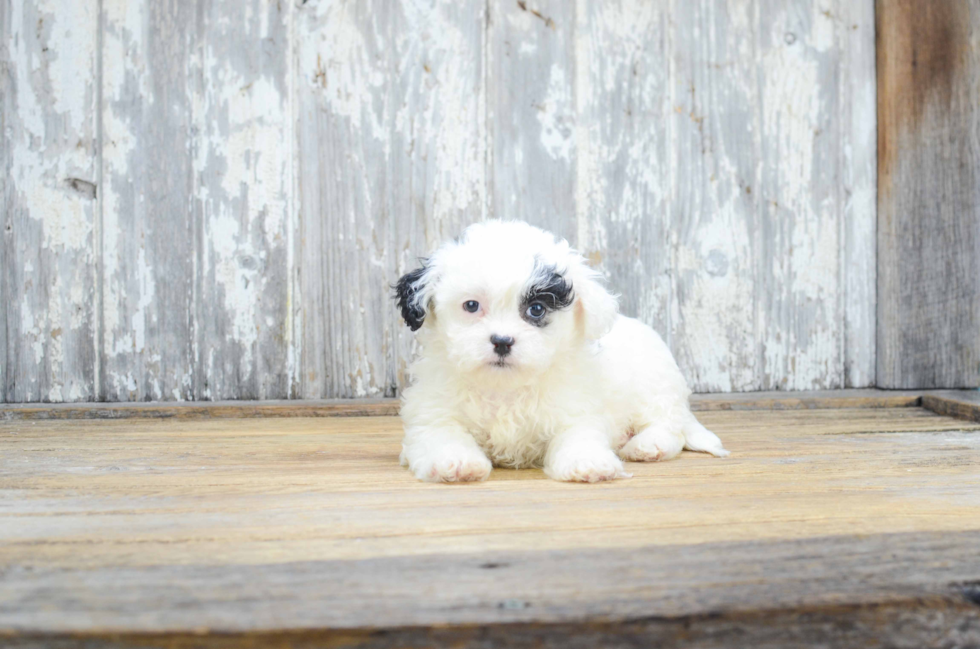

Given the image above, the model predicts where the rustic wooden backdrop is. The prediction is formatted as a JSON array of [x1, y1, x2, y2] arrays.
[[1, 0, 878, 402]]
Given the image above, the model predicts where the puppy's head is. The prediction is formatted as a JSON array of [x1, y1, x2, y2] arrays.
[[395, 221, 618, 377]]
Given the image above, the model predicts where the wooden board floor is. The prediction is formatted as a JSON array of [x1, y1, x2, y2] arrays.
[[2, 404, 980, 647]]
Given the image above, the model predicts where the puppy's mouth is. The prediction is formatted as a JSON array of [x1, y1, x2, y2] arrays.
[[489, 359, 512, 369]]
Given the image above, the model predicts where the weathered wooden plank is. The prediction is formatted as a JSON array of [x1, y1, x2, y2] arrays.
[[2, 409, 978, 571], [0, 0, 9, 404], [0, 389, 925, 421], [296, 0, 485, 398], [0, 398, 400, 421], [921, 390, 980, 423], [191, 0, 294, 400], [876, 1, 980, 389], [100, 0, 297, 401], [668, 0, 763, 393], [754, 0, 847, 391], [488, 0, 576, 242], [666, 0, 877, 393], [1, 0, 99, 402], [100, 0, 197, 400], [4, 597, 980, 649], [691, 388, 921, 411], [1, 534, 979, 647], [1, 408, 979, 642], [840, 0, 877, 388], [573, 1, 672, 338]]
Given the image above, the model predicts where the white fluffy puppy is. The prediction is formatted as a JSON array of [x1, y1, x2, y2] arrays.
[[395, 221, 728, 483]]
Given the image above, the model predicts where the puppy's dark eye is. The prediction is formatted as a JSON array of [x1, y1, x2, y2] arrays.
[[526, 302, 546, 319], [463, 300, 480, 313]]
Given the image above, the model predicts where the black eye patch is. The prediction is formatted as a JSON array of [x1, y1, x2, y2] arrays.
[[521, 266, 574, 327]]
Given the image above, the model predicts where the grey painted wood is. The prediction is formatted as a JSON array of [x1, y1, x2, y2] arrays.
[[488, 0, 577, 243], [2, 0, 879, 401], [574, 1, 673, 341], [662, 0, 876, 392], [1, 0, 100, 402], [100, 0, 295, 401], [841, 0, 878, 389], [296, 0, 486, 398], [191, 0, 294, 400], [573, 0, 878, 393], [876, 1, 980, 389], [1, 0, 9, 404], [100, 0, 198, 400]]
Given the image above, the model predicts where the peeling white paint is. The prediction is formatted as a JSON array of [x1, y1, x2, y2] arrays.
[[537, 64, 574, 161], [3, 0, 878, 402], [4, 0, 98, 402]]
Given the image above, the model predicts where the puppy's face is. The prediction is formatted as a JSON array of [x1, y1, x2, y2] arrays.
[[396, 221, 618, 379]]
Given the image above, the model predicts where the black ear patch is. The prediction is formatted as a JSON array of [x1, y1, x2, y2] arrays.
[[394, 264, 428, 331]]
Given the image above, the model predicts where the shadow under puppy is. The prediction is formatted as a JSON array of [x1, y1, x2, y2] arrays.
[[395, 221, 728, 483]]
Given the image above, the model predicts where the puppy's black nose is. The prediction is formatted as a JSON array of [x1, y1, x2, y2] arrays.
[[490, 334, 515, 357]]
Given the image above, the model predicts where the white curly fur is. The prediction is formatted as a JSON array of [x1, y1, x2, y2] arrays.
[[397, 221, 728, 483]]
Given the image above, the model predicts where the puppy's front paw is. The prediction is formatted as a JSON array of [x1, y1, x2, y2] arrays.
[[546, 448, 630, 483], [412, 449, 492, 483]]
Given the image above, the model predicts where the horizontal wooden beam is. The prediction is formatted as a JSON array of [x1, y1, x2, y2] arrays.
[[2, 531, 979, 647], [922, 390, 980, 423], [0, 390, 927, 421]]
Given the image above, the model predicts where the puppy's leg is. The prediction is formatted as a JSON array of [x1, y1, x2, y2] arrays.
[[618, 423, 685, 462], [401, 425, 492, 483], [544, 423, 631, 483]]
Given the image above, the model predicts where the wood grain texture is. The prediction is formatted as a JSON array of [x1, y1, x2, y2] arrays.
[[488, 0, 577, 242], [668, 0, 875, 392], [1, 408, 979, 642], [1, 536, 980, 648], [192, 0, 295, 400], [5, 598, 980, 649], [100, 0, 296, 401], [876, 0, 980, 389], [840, 0, 878, 389], [1, 0, 100, 402], [295, 0, 486, 398], [574, 0, 673, 341], [0, 389, 926, 421], [3, 0, 879, 401], [921, 390, 980, 423], [100, 0, 197, 400]]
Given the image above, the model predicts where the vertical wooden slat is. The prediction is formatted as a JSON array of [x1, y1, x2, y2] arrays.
[[663, 0, 872, 392], [572, 1, 672, 337], [876, 0, 980, 388], [668, 0, 763, 392], [191, 0, 294, 400], [386, 0, 488, 390], [102, 0, 295, 401], [1, 0, 99, 402], [101, 0, 196, 401], [840, 0, 877, 388], [296, 0, 390, 399], [755, 0, 845, 391], [1, 0, 9, 402], [488, 0, 576, 242], [296, 0, 486, 398]]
